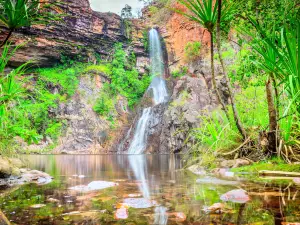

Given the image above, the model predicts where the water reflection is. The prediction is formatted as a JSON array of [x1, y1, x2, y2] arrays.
[[128, 155, 150, 198], [0, 155, 299, 225]]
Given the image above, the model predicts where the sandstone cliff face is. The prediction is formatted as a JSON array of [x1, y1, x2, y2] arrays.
[[139, 2, 229, 153], [0, 0, 148, 71], [0, 0, 150, 154]]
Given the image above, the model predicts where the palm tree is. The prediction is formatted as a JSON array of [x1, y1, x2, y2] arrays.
[[176, 0, 230, 120], [176, 0, 247, 140], [247, 17, 300, 154], [0, 0, 63, 48], [216, 0, 247, 140]]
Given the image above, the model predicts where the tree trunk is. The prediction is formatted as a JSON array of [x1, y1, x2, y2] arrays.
[[0, 29, 13, 48], [266, 76, 278, 154], [270, 73, 279, 119], [216, 0, 247, 140], [209, 30, 230, 120]]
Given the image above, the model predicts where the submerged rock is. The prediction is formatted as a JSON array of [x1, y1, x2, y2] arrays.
[[69, 181, 118, 192], [123, 198, 157, 209], [219, 159, 251, 168], [188, 164, 206, 176], [0, 168, 53, 186], [114, 208, 129, 220], [220, 189, 250, 204], [203, 203, 226, 214]]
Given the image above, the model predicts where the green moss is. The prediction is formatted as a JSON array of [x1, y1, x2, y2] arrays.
[[232, 158, 300, 173], [83, 64, 112, 75]]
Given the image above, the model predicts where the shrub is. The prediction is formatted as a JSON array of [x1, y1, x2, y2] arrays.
[[171, 66, 188, 78], [184, 41, 201, 62]]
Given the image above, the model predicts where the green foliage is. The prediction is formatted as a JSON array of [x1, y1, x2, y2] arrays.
[[232, 157, 300, 173], [142, 29, 149, 51], [149, 6, 159, 15], [36, 66, 80, 97], [188, 87, 268, 156], [0, 50, 82, 154], [109, 43, 150, 108], [93, 43, 150, 122], [171, 66, 188, 78], [184, 41, 201, 62], [93, 84, 116, 117], [83, 64, 112, 75]]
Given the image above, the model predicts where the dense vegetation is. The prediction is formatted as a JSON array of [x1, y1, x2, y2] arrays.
[[173, 0, 300, 167]]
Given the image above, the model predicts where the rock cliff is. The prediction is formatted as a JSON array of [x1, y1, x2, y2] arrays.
[[0, 0, 148, 71], [138, 1, 230, 153]]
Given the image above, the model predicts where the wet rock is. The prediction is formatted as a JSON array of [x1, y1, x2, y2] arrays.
[[62, 210, 106, 221], [203, 203, 226, 214], [188, 164, 206, 176], [21, 170, 53, 185], [0, 168, 53, 186], [114, 208, 129, 220], [0, 157, 13, 178], [220, 189, 250, 204], [159, 76, 219, 153], [123, 198, 157, 209], [293, 178, 300, 185], [0, 157, 25, 179], [69, 181, 118, 192], [0, 210, 10, 225], [219, 159, 251, 168]]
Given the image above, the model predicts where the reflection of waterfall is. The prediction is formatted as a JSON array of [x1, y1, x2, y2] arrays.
[[128, 155, 150, 198], [154, 206, 168, 225], [127, 28, 168, 154], [126, 29, 170, 225]]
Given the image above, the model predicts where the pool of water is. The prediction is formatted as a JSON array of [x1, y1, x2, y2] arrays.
[[0, 155, 300, 224]]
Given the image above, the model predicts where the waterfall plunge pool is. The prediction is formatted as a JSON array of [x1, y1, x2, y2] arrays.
[[0, 154, 300, 224]]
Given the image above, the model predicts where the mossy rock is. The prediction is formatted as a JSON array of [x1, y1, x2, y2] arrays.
[[0, 157, 13, 178], [0, 157, 24, 178]]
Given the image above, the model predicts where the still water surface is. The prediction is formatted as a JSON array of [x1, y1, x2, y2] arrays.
[[0, 155, 300, 224]]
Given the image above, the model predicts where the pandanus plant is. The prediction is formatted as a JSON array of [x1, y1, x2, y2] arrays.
[[0, 0, 40, 47], [176, 0, 247, 140], [0, 0, 64, 48], [247, 16, 300, 153]]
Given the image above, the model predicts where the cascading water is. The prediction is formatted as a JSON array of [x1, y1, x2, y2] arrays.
[[126, 28, 169, 225], [128, 28, 168, 154], [127, 108, 152, 154]]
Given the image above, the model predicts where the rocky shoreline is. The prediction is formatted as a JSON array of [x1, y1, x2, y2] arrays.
[[0, 157, 53, 187]]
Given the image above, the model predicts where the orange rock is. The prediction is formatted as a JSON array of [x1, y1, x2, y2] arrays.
[[116, 203, 129, 209]]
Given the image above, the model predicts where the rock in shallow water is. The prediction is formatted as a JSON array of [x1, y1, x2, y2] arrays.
[[220, 189, 250, 204], [123, 198, 157, 209], [69, 181, 118, 192], [114, 208, 129, 220]]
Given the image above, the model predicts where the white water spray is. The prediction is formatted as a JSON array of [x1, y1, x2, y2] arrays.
[[127, 28, 168, 154], [128, 108, 152, 154]]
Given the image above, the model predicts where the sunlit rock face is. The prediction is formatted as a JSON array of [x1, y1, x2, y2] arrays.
[[0, 0, 148, 69]]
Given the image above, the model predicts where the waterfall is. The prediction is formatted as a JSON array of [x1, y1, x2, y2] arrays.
[[125, 30, 169, 224], [127, 28, 168, 154], [128, 108, 152, 154]]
